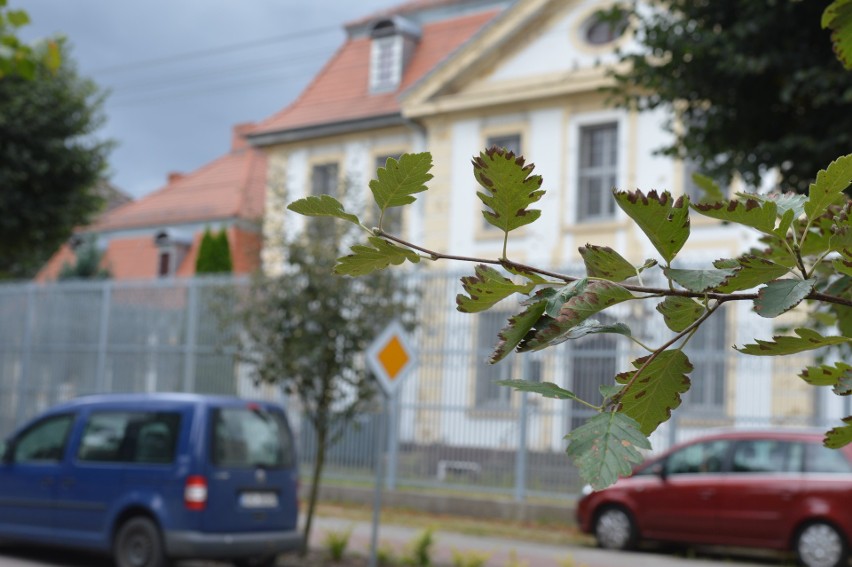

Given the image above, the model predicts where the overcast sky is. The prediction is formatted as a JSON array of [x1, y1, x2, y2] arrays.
[[20, 0, 402, 200]]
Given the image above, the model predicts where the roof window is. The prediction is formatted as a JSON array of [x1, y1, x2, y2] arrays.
[[369, 17, 421, 93]]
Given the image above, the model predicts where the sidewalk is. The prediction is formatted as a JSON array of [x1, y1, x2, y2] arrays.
[[310, 515, 774, 567]]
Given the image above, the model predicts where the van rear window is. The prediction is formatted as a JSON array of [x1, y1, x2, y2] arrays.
[[212, 407, 294, 469], [77, 411, 181, 464]]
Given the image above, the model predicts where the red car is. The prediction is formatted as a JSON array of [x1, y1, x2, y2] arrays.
[[576, 429, 852, 567]]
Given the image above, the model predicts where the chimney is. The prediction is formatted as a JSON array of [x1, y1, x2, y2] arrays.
[[168, 172, 185, 184], [231, 122, 256, 152]]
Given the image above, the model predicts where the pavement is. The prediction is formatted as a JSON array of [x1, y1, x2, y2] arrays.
[[310, 515, 780, 567]]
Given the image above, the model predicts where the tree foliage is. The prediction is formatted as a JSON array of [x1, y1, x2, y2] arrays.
[[0, 1, 60, 79], [289, 146, 852, 489], [0, 40, 112, 280], [195, 228, 233, 274], [58, 235, 110, 280], [606, 0, 852, 194], [231, 216, 414, 549]]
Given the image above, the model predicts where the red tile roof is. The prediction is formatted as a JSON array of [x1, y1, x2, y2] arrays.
[[252, 8, 500, 137], [90, 144, 266, 232]]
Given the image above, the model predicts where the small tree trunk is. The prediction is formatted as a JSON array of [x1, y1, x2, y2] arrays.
[[301, 421, 327, 556]]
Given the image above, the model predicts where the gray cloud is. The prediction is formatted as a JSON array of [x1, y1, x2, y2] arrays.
[[21, 0, 400, 198]]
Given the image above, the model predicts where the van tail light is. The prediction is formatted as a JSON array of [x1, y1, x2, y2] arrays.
[[184, 475, 208, 510]]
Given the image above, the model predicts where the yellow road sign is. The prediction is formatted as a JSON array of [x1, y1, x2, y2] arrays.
[[366, 321, 415, 395]]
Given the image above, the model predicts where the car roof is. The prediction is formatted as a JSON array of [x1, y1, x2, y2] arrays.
[[44, 392, 277, 413]]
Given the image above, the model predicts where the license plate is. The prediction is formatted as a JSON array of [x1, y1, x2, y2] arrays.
[[239, 491, 278, 508]]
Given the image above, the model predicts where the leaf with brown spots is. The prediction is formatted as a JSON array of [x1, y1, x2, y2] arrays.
[[693, 198, 778, 234], [579, 244, 637, 281], [613, 189, 689, 264], [473, 147, 544, 235], [735, 328, 852, 356], [753, 279, 816, 318], [615, 350, 692, 435], [456, 264, 535, 313]]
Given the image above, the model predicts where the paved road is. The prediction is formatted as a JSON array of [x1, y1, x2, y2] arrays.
[[0, 516, 785, 567]]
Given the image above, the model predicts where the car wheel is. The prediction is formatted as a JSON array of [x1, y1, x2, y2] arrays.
[[795, 521, 847, 567], [233, 556, 277, 567], [594, 506, 637, 550], [114, 516, 168, 567]]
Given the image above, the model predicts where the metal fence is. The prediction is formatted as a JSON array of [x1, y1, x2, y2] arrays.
[[0, 273, 838, 502]]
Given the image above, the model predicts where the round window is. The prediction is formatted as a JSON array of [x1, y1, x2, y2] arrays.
[[584, 13, 628, 46]]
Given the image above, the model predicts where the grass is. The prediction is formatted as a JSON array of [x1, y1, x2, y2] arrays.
[[314, 501, 593, 548]]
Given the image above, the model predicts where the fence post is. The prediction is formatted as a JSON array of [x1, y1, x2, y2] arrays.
[[182, 279, 199, 392], [385, 389, 400, 490], [514, 357, 530, 502], [16, 284, 36, 426], [94, 282, 112, 392]]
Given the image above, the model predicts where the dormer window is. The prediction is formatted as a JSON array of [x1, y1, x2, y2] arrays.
[[154, 229, 192, 278], [369, 17, 421, 94]]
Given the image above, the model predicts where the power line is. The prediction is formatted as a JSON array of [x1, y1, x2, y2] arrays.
[[91, 24, 342, 75]]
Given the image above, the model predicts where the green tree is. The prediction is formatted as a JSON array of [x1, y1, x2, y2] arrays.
[[606, 0, 852, 194], [195, 228, 233, 274], [231, 217, 414, 550], [0, 40, 112, 280], [58, 234, 110, 280], [0, 1, 60, 79]]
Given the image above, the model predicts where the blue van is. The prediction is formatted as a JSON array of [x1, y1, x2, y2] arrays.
[[0, 393, 301, 567]]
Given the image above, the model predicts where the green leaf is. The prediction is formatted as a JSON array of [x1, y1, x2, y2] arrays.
[[613, 190, 689, 264], [489, 301, 548, 364], [825, 417, 852, 449], [565, 412, 651, 490], [714, 255, 791, 292], [496, 379, 577, 400], [456, 264, 534, 313], [800, 362, 852, 388], [823, 0, 852, 69], [504, 264, 549, 285], [600, 384, 624, 400], [615, 350, 692, 435], [692, 199, 777, 234], [834, 257, 852, 278], [6, 9, 29, 27], [544, 279, 588, 318], [805, 154, 852, 220], [287, 195, 361, 225], [553, 319, 633, 340], [520, 281, 634, 351], [44, 40, 61, 73], [689, 173, 725, 203], [735, 328, 852, 356], [579, 244, 637, 281], [473, 147, 544, 234], [656, 296, 704, 332], [753, 279, 816, 318], [665, 267, 737, 292], [738, 192, 807, 220], [370, 152, 433, 214], [334, 236, 420, 276]]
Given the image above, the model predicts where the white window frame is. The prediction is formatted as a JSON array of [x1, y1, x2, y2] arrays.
[[568, 111, 627, 224], [370, 35, 403, 93]]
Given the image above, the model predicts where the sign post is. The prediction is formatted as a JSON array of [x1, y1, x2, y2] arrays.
[[365, 321, 415, 567]]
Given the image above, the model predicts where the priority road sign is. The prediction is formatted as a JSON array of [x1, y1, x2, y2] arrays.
[[366, 320, 415, 396]]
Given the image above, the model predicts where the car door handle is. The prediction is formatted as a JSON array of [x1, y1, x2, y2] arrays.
[[698, 489, 715, 500]]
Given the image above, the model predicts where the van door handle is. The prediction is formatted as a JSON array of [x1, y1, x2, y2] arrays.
[[40, 477, 54, 488], [61, 477, 76, 488]]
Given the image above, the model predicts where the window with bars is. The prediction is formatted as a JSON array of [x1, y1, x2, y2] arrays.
[[577, 123, 618, 221], [475, 310, 513, 408], [682, 313, 727, 411], [311, 163, 339, 197], [568, 329, 618, 431]]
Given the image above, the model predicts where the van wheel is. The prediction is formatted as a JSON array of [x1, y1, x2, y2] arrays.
[[233, 556, 277, 567], [114, 516, 168, 567], [795, 521, 847, 567], [594, 506, 637, 550]]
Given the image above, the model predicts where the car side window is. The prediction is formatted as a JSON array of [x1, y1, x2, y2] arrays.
[[732, 439, 790, 473], [805, 442, 852, 474], [77, 411, 181, 464], [13, 414, 75, 464], [665, 440, 730, 475]]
